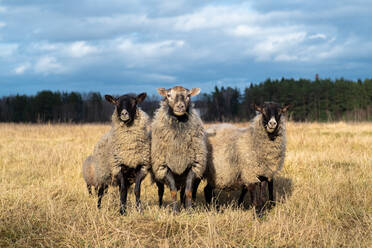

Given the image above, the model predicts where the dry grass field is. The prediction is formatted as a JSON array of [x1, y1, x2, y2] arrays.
[[0, 122, 371, 247]]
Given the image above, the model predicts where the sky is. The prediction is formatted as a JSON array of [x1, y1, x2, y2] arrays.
[[0, 0, 371, 96]]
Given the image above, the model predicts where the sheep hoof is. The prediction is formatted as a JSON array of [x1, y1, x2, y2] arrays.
[[171, 204, 179, 214], [120, 207, 127, 215], [136, 203, 143, 214]]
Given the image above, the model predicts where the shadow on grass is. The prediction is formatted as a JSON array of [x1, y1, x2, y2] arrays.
[[189, 176, 293, 213]]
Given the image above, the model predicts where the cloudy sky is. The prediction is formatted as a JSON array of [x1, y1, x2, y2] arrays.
[[0, 0, 371, 96]]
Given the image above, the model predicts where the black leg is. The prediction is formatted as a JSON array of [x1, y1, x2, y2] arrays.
[[117, 171, 129, 215], [165, 170, 178, 212], [238, 186, 248, 206], [134, 169, 146, 212], [258, 176, 275, 209], [185, 170, 196, 209], [268, 179, 275, 203], [180, 186, 186, 208], [256, 181, 268, 216], [248, 184, 257, 207], [204, 183, 213, 206], [97, 184, 105, 209], [192, 178, 201, 201], [87, 184, 92, 195], [156, 181, 164, 207]]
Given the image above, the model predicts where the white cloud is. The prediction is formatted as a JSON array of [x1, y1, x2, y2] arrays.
[[0, 22, 6, 28], [309, 33, 327, 40], [231, 25, 261, 37], [14, 63, 31, 75], [172, 5, 257, 31], [34, 56, 65, 75], [144, 73, 176, 82], [66, 41, 98, 58], [32, 42, 58, 51], [117, 39, 185, 59], [32, 41, 98, 58]]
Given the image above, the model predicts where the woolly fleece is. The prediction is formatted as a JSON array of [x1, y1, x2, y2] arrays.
[[151, 101, 207, 180], [91, 108, 151, 187], [82, 155, 95, 188], [206, 113, 286, 189]]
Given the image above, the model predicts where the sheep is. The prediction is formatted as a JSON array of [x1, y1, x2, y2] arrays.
[[82, 155, 110, 196], [204, 102, 289, 209], [83, 93, 151, 215], [82, 155, 96, 195], [151, 86, 207, 211]]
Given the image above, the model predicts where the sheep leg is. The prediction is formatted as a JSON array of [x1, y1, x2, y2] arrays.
[[248, 184, 257, 207], [117, 171, 129, 215], [238, 186, 248, 206], [134, 169, 146, 213], [165, 170, 178, 212], [97, 185, 105, 209], [180, 186, 186, 208], [258, 176, 275, 208], [204, 183, 214, 206], [192, 178, 201, 201], [156, 181, 164, 207], [268, 179, 275, 207], [185, 170, 196, 209], [87, 184, 92, 195]]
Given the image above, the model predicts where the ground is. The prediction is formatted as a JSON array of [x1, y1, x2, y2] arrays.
[[0, 122, 371, 247]]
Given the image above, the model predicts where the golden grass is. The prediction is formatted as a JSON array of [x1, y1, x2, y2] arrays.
[[0, 122, 371, 247]]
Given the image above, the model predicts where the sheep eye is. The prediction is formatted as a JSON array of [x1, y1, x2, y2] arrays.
[[167, 93, 171, 98]]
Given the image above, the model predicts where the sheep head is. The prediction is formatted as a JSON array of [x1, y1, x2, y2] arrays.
[[157, 86, 200, 117], [255, 102, 290, 133], [105, 93, 147, 125]]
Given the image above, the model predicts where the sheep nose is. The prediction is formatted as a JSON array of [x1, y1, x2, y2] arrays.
[[121, 110, 128, 116], [268, 119, 277, 127], [176, 103, 185, 110]]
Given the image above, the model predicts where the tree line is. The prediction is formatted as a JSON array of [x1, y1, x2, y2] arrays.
[[1, 78, 371, 123]]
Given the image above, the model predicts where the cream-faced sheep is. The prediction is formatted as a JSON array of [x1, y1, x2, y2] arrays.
[[204, 102, 289, 209], [83, 93, 151, 215], [151, 86, 207, 211]]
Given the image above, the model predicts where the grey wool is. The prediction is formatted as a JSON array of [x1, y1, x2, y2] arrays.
[[88, 108, 151, 188], [151, 101, 207, 180], [206, 113, 286, 189], [82, 155, 96, 192]]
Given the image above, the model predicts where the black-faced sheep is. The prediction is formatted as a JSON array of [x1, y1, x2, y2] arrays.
[[204, 102, 289, 209], [151, 86, 207, 211], [83, 93, 151, 215]]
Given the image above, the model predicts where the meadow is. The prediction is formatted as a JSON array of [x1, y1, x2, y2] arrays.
[[0, 122, 371, 247]]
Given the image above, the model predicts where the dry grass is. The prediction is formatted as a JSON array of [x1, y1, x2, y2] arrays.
[[0, 122, 371, 247]]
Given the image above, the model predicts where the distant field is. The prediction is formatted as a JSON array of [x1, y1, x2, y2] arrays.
[[0, 122, 371, 247]]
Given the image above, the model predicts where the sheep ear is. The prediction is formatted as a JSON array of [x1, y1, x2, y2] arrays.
[[254, 104, 264, 114], [189, 88, 200, 97], [157, 88, 168, 97], [280, 104, 291, 114], [136, 92, 147, 104], [105, 95, 118, 105]]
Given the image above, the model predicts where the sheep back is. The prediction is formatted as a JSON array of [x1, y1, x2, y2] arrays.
[[151, 102, 207, 180]]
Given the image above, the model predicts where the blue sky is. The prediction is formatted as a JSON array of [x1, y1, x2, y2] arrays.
[[0, 0, 371, 96]]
